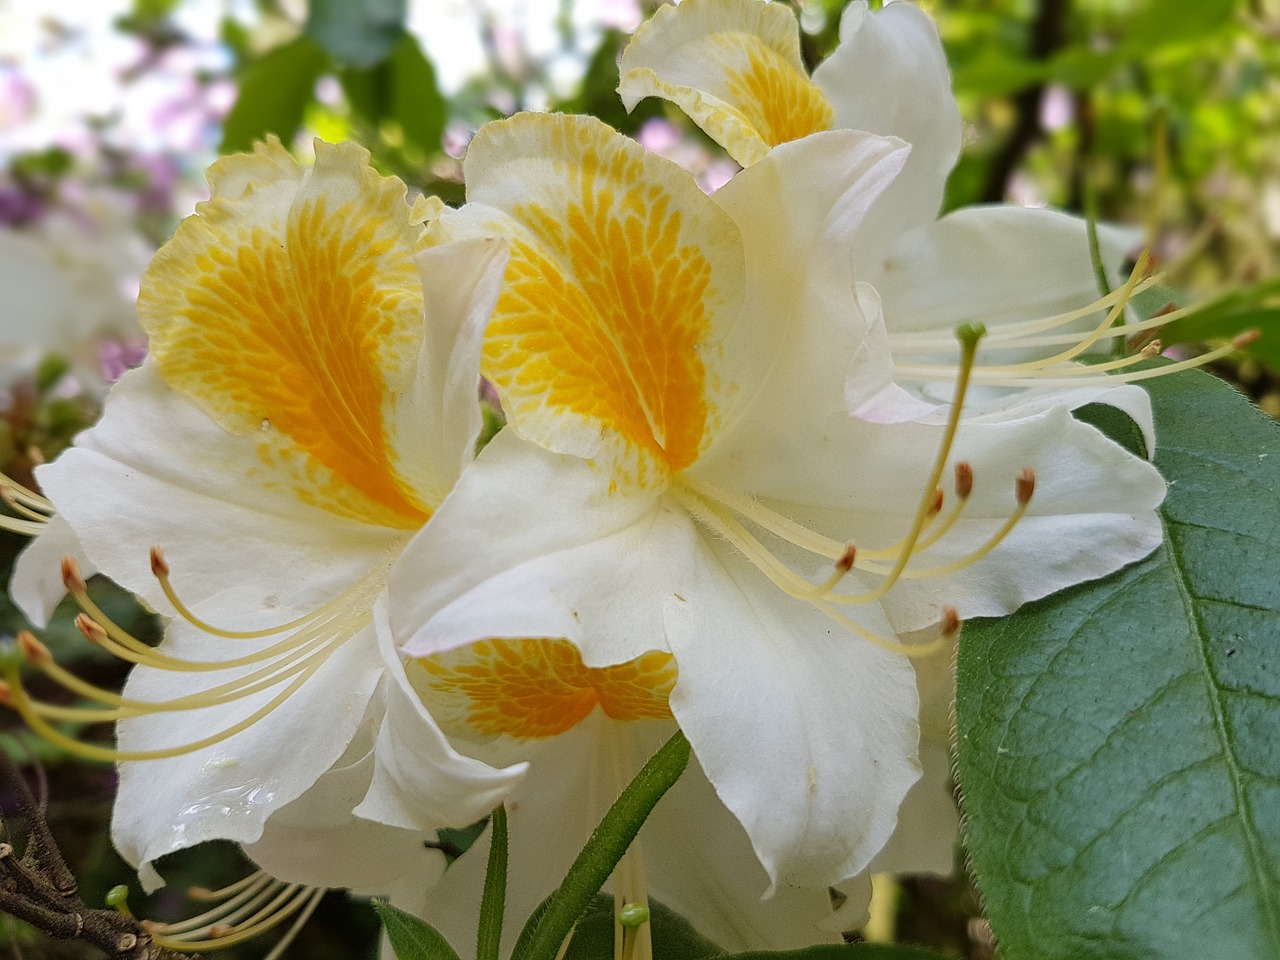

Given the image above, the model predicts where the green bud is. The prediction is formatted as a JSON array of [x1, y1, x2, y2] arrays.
[[618, 902, 650, 928]]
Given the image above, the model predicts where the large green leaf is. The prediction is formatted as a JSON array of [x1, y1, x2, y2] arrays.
[[373, 899, 462, 960], [957, 369, 1280, 960], [220, 37, 327, 154]]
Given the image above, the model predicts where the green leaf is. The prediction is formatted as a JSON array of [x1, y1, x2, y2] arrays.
[[718, 946, 953, 960], [388, 34, 446, 154], [372, 899, 462, 960], [478, 805, 508, 960], [305, 0, 406, 68], [561, 895, 723, 960], [957, 368, 1280, 960], [339, 34, 445, 156], [512, 730, 691, 960], [220, 37, 327, 154]]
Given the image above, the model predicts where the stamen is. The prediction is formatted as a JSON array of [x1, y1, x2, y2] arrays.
[[890, 249, 1259, 392], [117, 871, 327, 956], [150, 546, 337, 640], [9, 551, 385, 765], [0, 485, 52, 524], [2, 653, 320, 763], [672, 327, 997, 659], [892, 468, 1035, 580]]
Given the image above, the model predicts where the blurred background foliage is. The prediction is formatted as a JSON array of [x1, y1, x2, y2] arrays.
[[0, 0, 1275, 956]]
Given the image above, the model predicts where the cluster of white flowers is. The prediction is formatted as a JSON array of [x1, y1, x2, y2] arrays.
[[3, 1, 1176, 956]]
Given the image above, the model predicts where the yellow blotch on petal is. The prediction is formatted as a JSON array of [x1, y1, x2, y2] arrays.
[[139, 139, 432, 529], [478, 118, 728, 483], [722, 44, 834, 151], [418, 638, 677, 741]]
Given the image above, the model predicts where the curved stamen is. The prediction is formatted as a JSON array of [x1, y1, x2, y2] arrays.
[[2, 655, 321, 762], [121, 872, 327, 958], [150, 547, 342, 640], [8, 626, 346, 723]]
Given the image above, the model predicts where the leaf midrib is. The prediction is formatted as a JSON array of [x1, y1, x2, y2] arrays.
[[1161, 487, 1280, 945]]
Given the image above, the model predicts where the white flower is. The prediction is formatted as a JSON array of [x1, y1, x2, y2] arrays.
[[386, 111, 1166, 949], [6, 138, 523, 895], [617, 0, 1225, 430]]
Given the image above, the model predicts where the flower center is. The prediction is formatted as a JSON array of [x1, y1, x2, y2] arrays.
[[412, 638, 677, 742], [669, 324, 1019, 658]]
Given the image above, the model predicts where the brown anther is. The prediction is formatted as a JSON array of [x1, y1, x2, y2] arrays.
[[954, 461, 974, 500], [208, 923, 236, 938], [70, 913, 83, 937], [835, 544, 857, 574], [116, 933, 138, 952], [60, 556, 86, 594], [1140, 339, 1164, 359], [186, 886, 214, 899], [17, 630, 52, 666], [140, 919, 161, 933], [149, 546, 170, 579], [74, 613, 110, 646], [940, 606, 962, 637], [1233, 329, 1262, 349], [0, 682, 12, 708], [0, 842, 13, 858], [0, 486, 18, 507], [26, 445, 44, 466], [1015, 467, 1036, 506], [928, 488, 944, 517]]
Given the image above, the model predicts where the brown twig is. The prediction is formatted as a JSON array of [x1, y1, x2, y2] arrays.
[[0, 750, 193, 959]]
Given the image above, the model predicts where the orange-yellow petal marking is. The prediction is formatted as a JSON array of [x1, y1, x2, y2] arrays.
[[618, 0, 833, 167], [138, 138, 431, 529], [416, 638, 677, 741], [466, 114, 745, 485]]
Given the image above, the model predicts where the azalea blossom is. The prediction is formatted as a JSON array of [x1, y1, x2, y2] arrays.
[[387, 110, 1167, 951], [2, 138, 524, 914], [614, 0, 1261, 885], [617, 0, 1247, 425]]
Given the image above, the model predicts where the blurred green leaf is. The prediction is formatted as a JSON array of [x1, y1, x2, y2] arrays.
[[306, 0, 406, 68], [341, 34, 445, 156], [220, 37, 327, 154], [373, 899, 462, 960], [388, 34, 446, 154], [561, 895, 722, 960], [957, 368, 1280, 960]]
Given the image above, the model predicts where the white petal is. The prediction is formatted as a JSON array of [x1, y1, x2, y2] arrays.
[[11, 514, 93, 627], [699, 131, 908, 474], [392, 430, 691, 670], [390, 236, 510, 507], [731, 404, 1164, 634], [245, 742, 447, 895], [868, 205, 1139, 337], [870, 626, 958, 877], [666, 533, 921, 891], [812, 0, 961, 247], [35, 364, 398, 628], [416, 716, 838, 956], [111, 620, 384, 889], [354, 599, 527, 831]]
